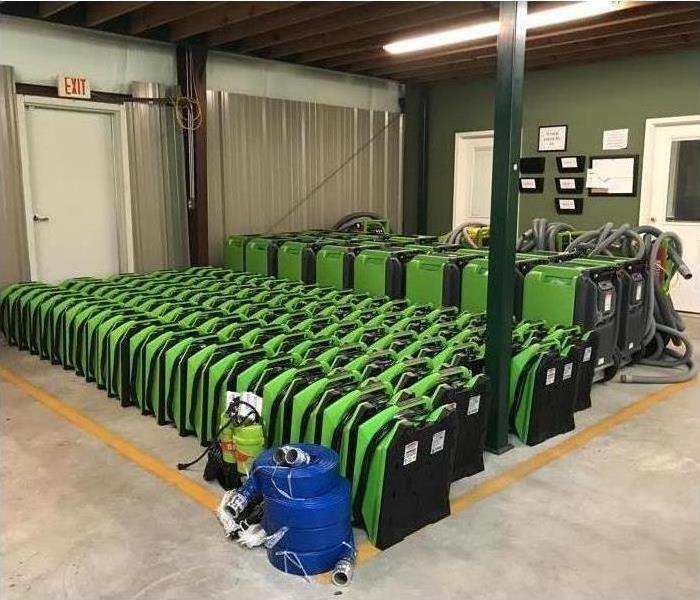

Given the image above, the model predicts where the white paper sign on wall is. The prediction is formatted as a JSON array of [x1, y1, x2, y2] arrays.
[[538, 125, 567, 151], [57, 74, 91, 99], [602, 128, 628, 150]]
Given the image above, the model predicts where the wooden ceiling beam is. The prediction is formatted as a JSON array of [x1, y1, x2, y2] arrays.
[[37, 1, 77, 18], [333, 1, 694, 71], [234, 2, 436, 54], [291, 5, 498, 65], [169, 2, 296, 42], [369, 10, 700, 77], [266, 2, 495, 59], [208, 2, 359, 48], [405, 31, 700, 82], [85, 1, 150, 27], [129, 2, 220, 35]]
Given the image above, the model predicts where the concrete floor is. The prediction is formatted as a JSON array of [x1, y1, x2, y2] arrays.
[[1, 318, 699, 600]]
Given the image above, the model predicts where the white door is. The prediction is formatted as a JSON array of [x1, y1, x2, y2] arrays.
[[640, 116, 700, 313], [20, 98, 131, 283], [452, 130, 494, 228]]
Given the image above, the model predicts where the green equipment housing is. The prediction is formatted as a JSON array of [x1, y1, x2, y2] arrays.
[[2, 222, 615, 553], [353, 247, 422, 298], [565, 256, 648, 366], [522, 261, 620, 374]]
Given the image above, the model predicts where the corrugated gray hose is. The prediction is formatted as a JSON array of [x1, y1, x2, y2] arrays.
[[566, 223, 694, 382], [620, 227, 696, 384], [517, 218, 574, 251], [333, 212, 383, 232], [441, 221, 489, 248], [564, 222, 646, 260]]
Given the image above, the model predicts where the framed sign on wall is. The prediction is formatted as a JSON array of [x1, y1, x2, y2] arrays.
[[538, 125, 567, 152]]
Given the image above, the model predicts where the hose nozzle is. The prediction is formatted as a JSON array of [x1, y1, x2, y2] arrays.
[[226, 491, 249, 517], [272, 445, 310, 467], [332, 556, 355, 587]]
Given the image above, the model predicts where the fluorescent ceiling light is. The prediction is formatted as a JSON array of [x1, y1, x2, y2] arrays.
[[384, 1, 619, 55]]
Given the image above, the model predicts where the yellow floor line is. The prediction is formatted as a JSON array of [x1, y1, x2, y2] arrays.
[[0, 365, 221, 512], [1, 363, 696, 569]]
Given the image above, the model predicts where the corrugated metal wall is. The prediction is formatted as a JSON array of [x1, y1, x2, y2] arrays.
[[207, 90, 403, 265], [126, 82, 190, 272]]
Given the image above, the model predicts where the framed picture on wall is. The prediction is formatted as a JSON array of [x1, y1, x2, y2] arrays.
[[538, 125, 568, 152]]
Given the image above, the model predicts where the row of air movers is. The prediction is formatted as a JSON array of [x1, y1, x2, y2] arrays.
[[0, 267, 595, 549], [224, 231, 646, 379]]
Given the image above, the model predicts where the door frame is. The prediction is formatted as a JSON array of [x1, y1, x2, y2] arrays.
[[16, 94, 134, 279], [639, 114, 700, 225], [452, 129, 494, 228]]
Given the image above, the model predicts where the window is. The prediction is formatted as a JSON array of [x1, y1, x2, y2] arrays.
[[667, 139, 700, 222]]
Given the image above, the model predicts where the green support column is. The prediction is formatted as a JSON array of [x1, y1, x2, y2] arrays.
[[485, 1, 526, 453]]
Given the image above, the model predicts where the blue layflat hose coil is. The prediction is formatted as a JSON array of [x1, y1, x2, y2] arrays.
[[265, 478, 352, 529], [242, 444, 355, 577], [262, 515, 352, 552], [267, 533, 355, 577]]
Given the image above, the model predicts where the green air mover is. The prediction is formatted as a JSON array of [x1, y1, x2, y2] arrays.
[[353, 248, 421, 299], [286, 369, 363, 444], [459, 253, 563, 318], [508, 340, 576, 445], [404, 366, 490, 480], [351, 399, 458, 549], [223, 235, 255, 271], [404, 254, 467, 308], [245, 237, 287, 277], [522, 262, 620, 374], [276, 239, 336, 284], [314, 243, 382, 290], [261, 363, 330, 446]]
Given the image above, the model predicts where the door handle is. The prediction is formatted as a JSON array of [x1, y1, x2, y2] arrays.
[[650, 217, 657, 223], [33, 214, 50, 222]]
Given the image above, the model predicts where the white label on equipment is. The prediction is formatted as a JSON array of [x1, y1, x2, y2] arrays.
[[563, 363, 573, 380], [403, 441, 419, 465], [583, 347, 592, 362], [598, 357, 605, 366], [467, 395, 481, 415], [604, 292, 612, 312], [545, 367, 556, 386], [635, 283, 643, 301], [521, 178, 536, 189], [561, 157, 578, 168], [431, 431, 446, 454]]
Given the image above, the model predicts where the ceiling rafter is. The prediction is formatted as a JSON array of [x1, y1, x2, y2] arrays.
[[129, 2, 220, 35], [37, 2, 77, 18], [168, 2, 296, 42], [233, 2, 436, 54], [84, 1, 150, 27], [263, 2, 494, 59], [208, 2, 360, 47], [289, 6, 499, 65]]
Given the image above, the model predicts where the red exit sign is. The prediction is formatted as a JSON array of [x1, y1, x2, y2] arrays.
[[57, 75, 91, 99]]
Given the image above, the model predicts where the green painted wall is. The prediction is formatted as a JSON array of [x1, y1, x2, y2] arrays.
[[405, 48, 700, 235]]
